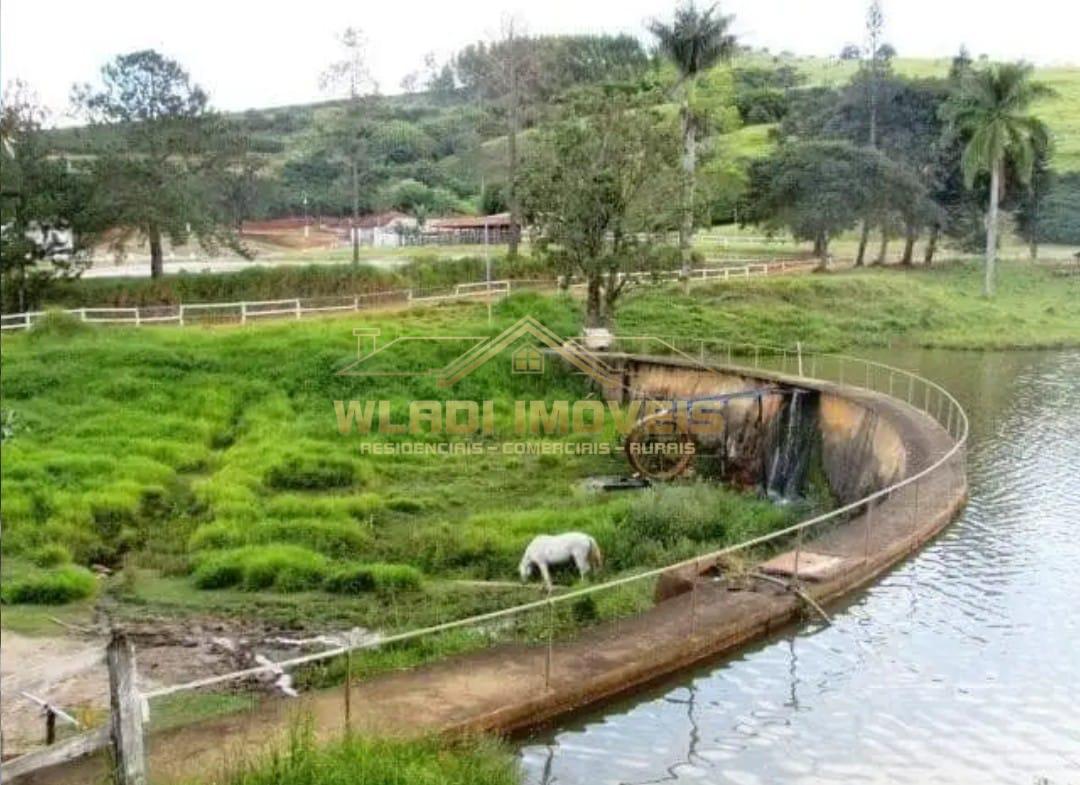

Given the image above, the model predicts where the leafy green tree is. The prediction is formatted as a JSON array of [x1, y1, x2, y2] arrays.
[[1, 82, 94, 311], [519, 88, 678, 325], [743, 141, 927, 269], [73, 50, 249, 277], [649, 2, 737, 277], [945, 62, 1051, 296]]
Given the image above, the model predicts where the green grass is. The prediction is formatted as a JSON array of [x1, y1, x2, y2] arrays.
[[206, 721, 519, 785], [4, 264, 1075, 648], [617, 262, 1080, 351], [0, 559, 98, 605], [0, 292, 800, 645]]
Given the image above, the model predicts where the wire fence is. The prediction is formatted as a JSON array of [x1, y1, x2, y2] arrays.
[[0, 330, 968, 783]]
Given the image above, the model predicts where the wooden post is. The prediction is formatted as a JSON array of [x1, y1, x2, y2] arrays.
[[107, 630, 147, 785], [46, 708, 56, 745]]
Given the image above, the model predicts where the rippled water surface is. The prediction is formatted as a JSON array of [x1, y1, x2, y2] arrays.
[[519, 350, 1080, 785]]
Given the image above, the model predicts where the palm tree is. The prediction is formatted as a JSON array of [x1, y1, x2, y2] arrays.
[[947, 62, 1050, 297], [650, 3, 737, 279]]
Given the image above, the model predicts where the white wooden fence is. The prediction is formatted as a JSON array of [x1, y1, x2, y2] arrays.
[[0, 260, 814, 333]]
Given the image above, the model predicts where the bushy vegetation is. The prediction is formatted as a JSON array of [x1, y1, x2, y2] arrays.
[[1, 562, 97, 604], [23, 253, 559, 310]]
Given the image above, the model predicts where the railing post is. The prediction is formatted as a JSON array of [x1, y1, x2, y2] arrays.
[[863, 500, 874, 561], [796, 341, 804, 377], [353, 294, 359, 311], [178, 305, 185, 327], [690, 559, 699, 638], [344, 644, 352, 733], [793, 526, 803, 584], [908, 375, 915, 404], [544, 593, 554, 690], [294, 299, 301, 319], [240, 302, 247, 325], [107, 630, 147, 785], [134, 308, 141, 327]]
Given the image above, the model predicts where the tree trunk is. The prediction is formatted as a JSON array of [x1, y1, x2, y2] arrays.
[[585, 276, 603, 327], [679, 101, 696, 280], [855, 221, 871, 267], [901, 225, 916, 266], [924, 224, 939, 265], [351, 155, 360, 266], [814, 232, 829, 272], [874, 228, 889, 265], [149, 226, 164, 279], [984, 161, 1000, 297]]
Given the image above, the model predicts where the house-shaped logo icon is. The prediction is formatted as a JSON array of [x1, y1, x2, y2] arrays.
[[337, 316, 620, 389]]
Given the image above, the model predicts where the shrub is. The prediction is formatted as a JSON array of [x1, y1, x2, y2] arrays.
[[29, 543, 72, 567], [28, 310, 89, 340], [191, 551, 246, 589], [2, 566, 97, 604], [189, 520, 371, 560], [324, 563, 422, 595], [265, 456, 355, 491], [192, 546, 329, 593], [240, 546, 329, 592]]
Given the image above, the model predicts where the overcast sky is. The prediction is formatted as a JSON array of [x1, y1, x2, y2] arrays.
[[2, 0, 1077, 122]]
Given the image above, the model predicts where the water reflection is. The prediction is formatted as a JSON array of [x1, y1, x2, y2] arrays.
[[519, 350, 1080, 785]]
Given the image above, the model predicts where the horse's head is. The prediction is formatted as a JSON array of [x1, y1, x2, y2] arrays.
[[518, 556, 534, 582]]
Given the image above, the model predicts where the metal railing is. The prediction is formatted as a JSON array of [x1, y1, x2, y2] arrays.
[[0, 319, 968, 782], [134, 339, 965, 693]]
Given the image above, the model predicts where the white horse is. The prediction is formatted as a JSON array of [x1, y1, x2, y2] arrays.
[[519, 532, 603, 590]]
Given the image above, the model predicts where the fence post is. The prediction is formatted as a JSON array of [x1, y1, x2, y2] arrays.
[[796, 342, 804, 377], [107, 630, 147, 785], [134, 308, 141, 328], [46, 707, 57, 745], [80, 308, 87, 322], [294, 299, 301, 320], [178, 305, 185, 327], [353, 294, 359, 311], [240, 302, 247, 325]]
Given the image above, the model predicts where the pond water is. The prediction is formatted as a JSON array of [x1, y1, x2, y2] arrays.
[[519, 349, 1080, 785]]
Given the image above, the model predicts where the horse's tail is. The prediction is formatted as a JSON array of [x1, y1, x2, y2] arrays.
[[588, 536, 603, 570]]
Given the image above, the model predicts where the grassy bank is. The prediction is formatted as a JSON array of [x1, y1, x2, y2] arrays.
[[618, 261, 1080, 351], [0, 292, 797, 642], [203, 723, 519, 785]]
